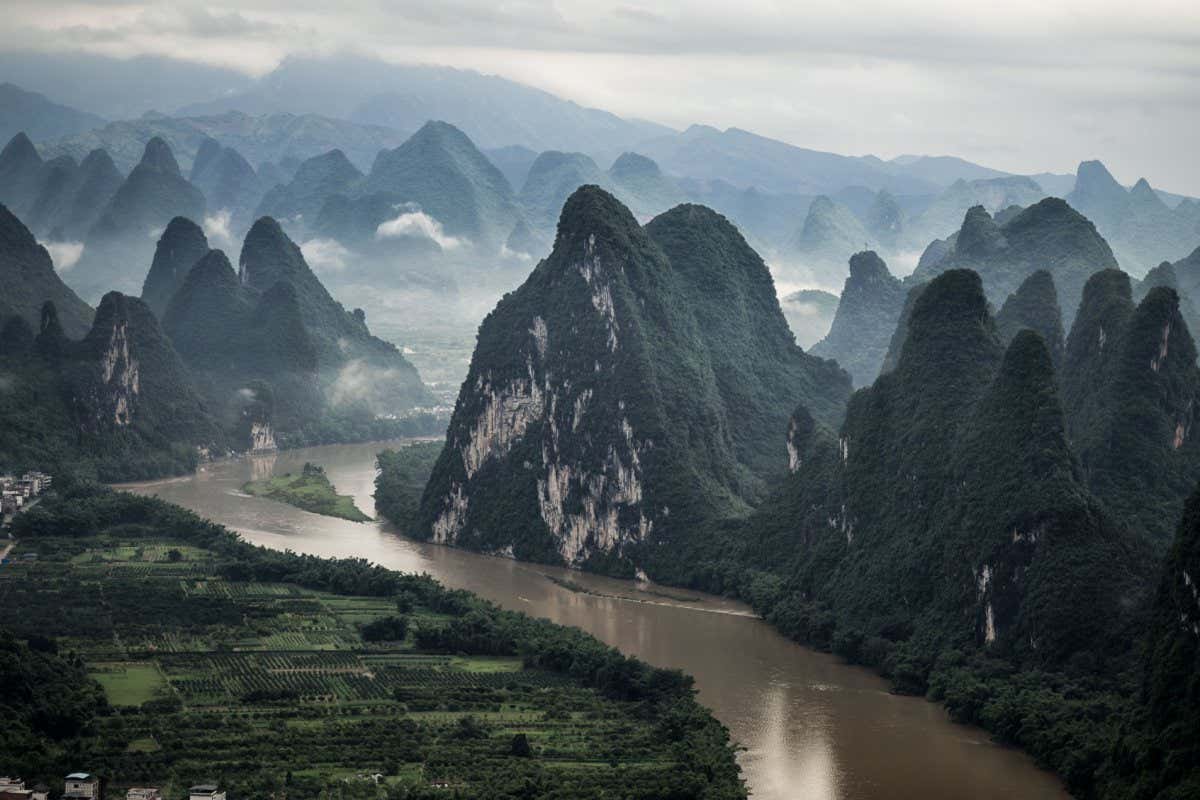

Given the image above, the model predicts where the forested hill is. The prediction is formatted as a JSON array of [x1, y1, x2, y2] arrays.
[[656, 267, 1200, 799], [416, 186, 849, 573]]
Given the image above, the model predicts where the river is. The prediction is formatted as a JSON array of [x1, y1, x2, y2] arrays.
[[125, 439, 1069, 800]]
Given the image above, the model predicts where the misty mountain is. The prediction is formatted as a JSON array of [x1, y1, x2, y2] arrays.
[[189, 138, 269, 229], [414, 187, 849, 569], [779, 289, 839, 349], [911, 198, 1118, 326], [787, 195, 877, 287], [319, 120, 525, 254], [607, 152, 688, 219], [1066, 160, 1200, 274], [0, 132, 125, 241], [484, 145, 540, 196], [0, 132, 51, 219], [0, 291, 224, 480], [72, 137, 206, 301], [254, 149, 364, 236], [810, 251, 907, 386], [176, 54, 672, 155], [159, 217, 434, 445], [633, 124, 943, 196], [26, 148, 124, 241], [0, 203, 93, 338], [903, 176, 1046, 250], [0, 83, 105, 145], [140, 217, 211, 319], [41, 110, 409, 175], [1134, 261, 1200, 339], [882, 153, 1010, 185], [0, 51, 252, 121], [994, 269, 1066, 368], [518, 151, 611, 234]]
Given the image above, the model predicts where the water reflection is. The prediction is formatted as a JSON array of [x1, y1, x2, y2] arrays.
[[124, 440, 1069, 800]]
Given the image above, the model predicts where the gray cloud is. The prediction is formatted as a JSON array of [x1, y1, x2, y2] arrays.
[[4, 0, 1199, 193]]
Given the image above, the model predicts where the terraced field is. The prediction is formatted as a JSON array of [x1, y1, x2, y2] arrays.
[[0, 495, 743, 800]]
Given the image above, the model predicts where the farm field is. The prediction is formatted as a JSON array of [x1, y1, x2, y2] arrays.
[[0, 486, 743, 799]]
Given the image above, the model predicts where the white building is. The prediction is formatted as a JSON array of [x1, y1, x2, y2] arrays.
[[63, 774, 100, 799], [188, 786, 226, 800]]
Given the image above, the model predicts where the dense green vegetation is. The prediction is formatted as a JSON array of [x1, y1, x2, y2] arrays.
[[0, 200, 94, 337], [912, 198, 1118, 327], [1, 482, 744, 799], [0, 292, 223, 482], [374, 443, 444, 536], [643, 269, 1198, 799], [416, 186, 849, 570], [243, 461, 371, 521]]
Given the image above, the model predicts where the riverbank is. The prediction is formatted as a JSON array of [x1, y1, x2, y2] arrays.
[[4, 484, 746, 798], [121, 439, 1069, 800]]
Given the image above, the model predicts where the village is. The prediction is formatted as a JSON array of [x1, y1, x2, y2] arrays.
[[0, 472, 52, 520], [0, 778, 226, 800]]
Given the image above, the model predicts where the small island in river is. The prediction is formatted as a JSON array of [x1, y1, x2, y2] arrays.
[[243, 462, 371, 522]]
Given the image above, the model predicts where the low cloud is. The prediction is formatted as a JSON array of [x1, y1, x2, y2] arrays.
[[301, 237, 351, 273], [375, 209, 463, 251], [328, 358, 408, 413], [203, 209, 235, 248], [42, 240, 84, 271]]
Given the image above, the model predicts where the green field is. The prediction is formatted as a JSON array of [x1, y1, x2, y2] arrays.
[[89, 663, 168, 706], [242, 462, 371, 521], [0, 486, 744, 800]]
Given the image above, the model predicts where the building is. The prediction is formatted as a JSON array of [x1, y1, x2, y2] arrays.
[[0, 778, 30, 800], [125, 789, 161, 800], [188, 786, 226, 800], [63, 774, 100, 799]]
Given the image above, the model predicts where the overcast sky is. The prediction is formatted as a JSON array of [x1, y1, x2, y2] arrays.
[[6, 0, 1200, 194]]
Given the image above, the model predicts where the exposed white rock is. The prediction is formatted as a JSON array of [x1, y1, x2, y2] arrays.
[[462, 362, 545, 479], [530, 316, 548, 359], [100, 320, 139, 426], [786, 418, 801, 473], [577, 234, 620, 351], [249, 421, 277, 452], [572, 389, 592, 431], [433, 484, 468, 543], [1151, 320, 1171, 372], [976, 564, 996, 644]]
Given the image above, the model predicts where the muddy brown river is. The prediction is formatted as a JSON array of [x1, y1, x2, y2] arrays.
[[125, 440, 1069, 800]]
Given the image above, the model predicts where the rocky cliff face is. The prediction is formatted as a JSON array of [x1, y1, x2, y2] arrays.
[[417, 186, 849, 572], [73, 291, 220, 447]]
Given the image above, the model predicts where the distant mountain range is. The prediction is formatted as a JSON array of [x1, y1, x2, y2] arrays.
[[40, 110, 408, 175], [0, 82, 105, 145]]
